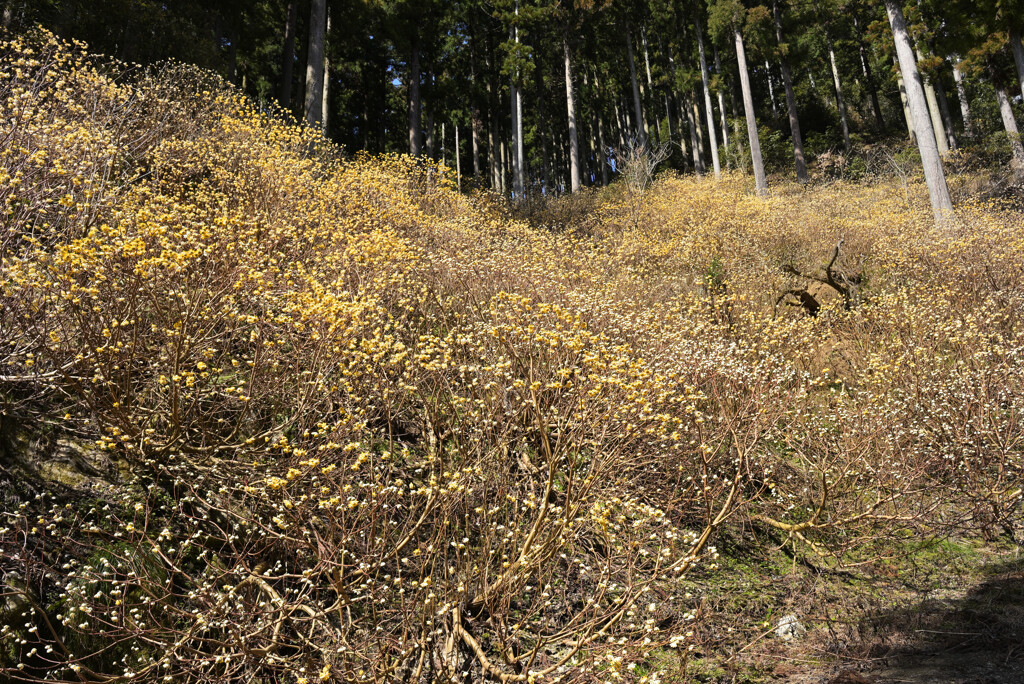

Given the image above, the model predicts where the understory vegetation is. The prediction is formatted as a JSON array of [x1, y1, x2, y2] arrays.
[[1, 33, 1021, 683]]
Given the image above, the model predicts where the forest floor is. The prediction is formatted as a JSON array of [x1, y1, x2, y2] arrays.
[[683, 539, 1024, 683]]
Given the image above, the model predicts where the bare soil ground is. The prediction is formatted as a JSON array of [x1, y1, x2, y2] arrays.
[[769, 555, 1024, 683]]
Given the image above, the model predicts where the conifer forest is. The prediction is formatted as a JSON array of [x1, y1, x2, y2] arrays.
[[0, 1, 1022, 682]]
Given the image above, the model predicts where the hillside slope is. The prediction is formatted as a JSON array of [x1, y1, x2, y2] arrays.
[[1, 32, 1022, 683]]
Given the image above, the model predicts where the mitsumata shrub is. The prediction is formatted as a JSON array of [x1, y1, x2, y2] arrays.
[[1, 31, 1022, 683]]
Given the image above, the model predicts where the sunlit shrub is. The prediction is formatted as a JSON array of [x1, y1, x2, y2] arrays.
[[1, 29, 1021, 684]]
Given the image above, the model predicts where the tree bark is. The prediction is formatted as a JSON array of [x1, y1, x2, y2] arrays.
[[280, 1, 297, 111], [471, 113, 482, 179], [696, 15, 721, 177], [934, 76, 957, 150], [827, 33, 851, 153], [852, 13, 884, 130], [952, 57, 971, 135], [765, 61, 779, 117], [500, 138, 508, 195], [598, 111, 609, 185], [885, 0, 953, 221], [515, 84, 525, 194], [455, 124, 462, 190], [1009, 29, 1024, 102], [996, 86, 1024, 171], [686, 95, 704, 175], [896, 57, 916, 143], [626, 28, 647, 144], [670, 95, 687, 158], [728, 63, 746, 168], [916, 48, 949, 155], [426, 106, 435, 158], [485, 49, 499, 188], [774, 1, 807, 182], [470, 40, 483, 178], [564, 37, 581, 192], [615, 100, 626, 150], [490, 119, 499, 189], [693, 96, 707, 170], [642, 29, 659, 145], [714, 47, 731, 167], [595, 71, 610, 186], [535, 49, 552, 190], [511, 4, 525, 197], [320, 9, 330, 135], [510, 76, 519, 194], [735, 26, 768, 195], [408, 34, 423, 155], [304, 0, 327, 126]]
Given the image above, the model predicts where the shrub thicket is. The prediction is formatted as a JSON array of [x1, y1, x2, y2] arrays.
[[1, 32, 1021, 683]]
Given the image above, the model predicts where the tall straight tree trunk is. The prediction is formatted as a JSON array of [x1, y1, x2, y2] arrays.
[[564, 37, 581, 192], [490, 120, 499, 188], [615, 100, 626, 150], [996, 86, 1024, 171], [516, 85, 525, 194], [935, 79, 957, 150], [320, 9, 330, 135], [667, 53, 689, 160], [279, 1, 297, 111], [642, 28, 654, 86], [952, 57, 971, 135], [693, 96, 707, 166], [511, 2, 525, 197], [642, 30, 659, 144], [471, 113, 482, 179], [765, 61, 779, 117], [542, 131, 553, 192], [500, 138, 508, 194], [774, 1, 807, 182], [485, 50, 499, 188], [535, 50, 552, 190], [729, 78, 746, 170], [852, 13, 884, 130], [673, 95, 689, 158], [1009, 29, 1024, 102], [510, 16, 520, 194], [896, 58, 916, 143], [696, 15, 721, 177], [596, 74, 610, 185], [470, 42, 483, 178], [510, 80, 519, 193], [714, 48, 731, 166], [587, 121, 597, 184], [686, 95, 704, 175], [455, 124, 462, 190], [304, 0, 327, 126], [227, 20, 239, 86], [885, 0, 952, 221], [664, 94, 675, 139], [827, 33, 851, 152], [626, 28, 646, 144], [735, 26, 768, 194], [426, 108, 436, 158], [408, 35, 423, 155], [917, 49, 949, 155]]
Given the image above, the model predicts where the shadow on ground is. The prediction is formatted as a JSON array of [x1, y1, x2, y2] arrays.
[[833, 556, 1024, 684]]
